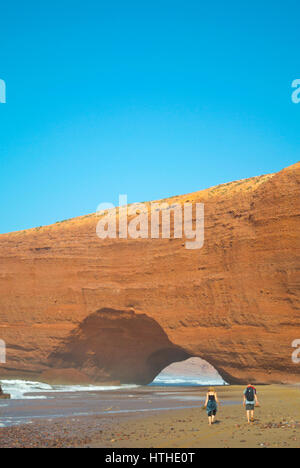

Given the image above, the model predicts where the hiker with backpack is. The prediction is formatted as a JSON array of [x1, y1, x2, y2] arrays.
[[243, 384, 259, 423], [204, 387, 220, 425]]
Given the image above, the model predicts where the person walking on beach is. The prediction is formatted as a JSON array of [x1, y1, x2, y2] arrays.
[[204, 387, 219, 425], [243, 384, 259, 423]]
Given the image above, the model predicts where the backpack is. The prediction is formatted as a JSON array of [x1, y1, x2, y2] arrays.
[[245, 386, 255, 402]]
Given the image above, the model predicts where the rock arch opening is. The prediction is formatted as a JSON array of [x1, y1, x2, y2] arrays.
[[150, 357, 226, 386]]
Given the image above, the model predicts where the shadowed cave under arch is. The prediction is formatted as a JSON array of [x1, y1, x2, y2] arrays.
[[47, 308, 225, 385]]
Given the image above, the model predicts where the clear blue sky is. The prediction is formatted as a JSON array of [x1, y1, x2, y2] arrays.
[[0, 0, 299, 234]]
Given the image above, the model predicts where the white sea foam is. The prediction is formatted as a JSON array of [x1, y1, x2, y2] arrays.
[[0, 380, 138, 400]]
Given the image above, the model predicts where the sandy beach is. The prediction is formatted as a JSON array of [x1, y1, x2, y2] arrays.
[[0, 385, 299, 448]]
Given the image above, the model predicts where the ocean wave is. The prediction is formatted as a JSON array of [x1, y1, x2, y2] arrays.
[[151, 375, 226, 386], [0, 380, 138, 400]]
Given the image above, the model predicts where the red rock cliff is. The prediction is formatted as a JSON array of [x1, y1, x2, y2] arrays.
[[0, 163, 299, 384]]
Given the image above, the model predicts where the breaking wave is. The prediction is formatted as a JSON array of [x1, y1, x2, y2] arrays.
[[0, 380, 138, 400]]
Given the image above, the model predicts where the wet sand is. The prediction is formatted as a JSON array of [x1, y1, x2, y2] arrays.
[[0, 385, 299, 448]]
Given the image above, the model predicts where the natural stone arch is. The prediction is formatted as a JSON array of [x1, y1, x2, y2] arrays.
[[47, 308, 192, 385], [46, 308, 257, 385]]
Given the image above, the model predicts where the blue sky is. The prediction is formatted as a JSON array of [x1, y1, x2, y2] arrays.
[[0, 0, 299, 233]]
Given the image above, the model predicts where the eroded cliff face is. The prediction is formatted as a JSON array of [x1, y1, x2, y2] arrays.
[[0, 163, 299, 384]]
